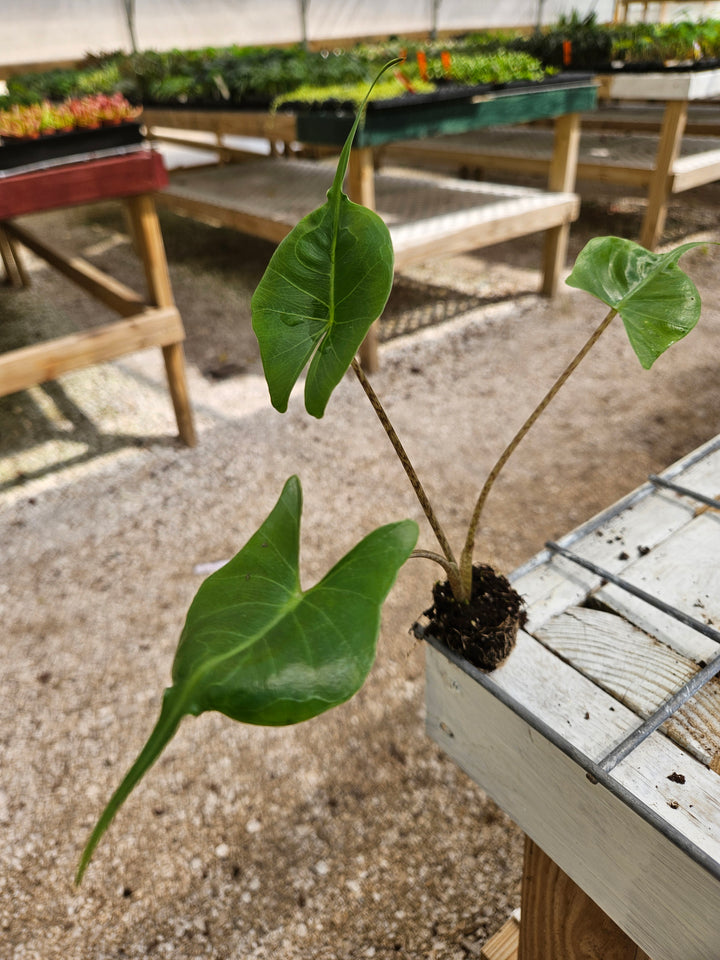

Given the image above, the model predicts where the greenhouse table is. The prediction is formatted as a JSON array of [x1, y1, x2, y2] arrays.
[[0, 148, 196, 445], [385, 68, 720, 252], [426, 435, 720, 960], [145, 76, 597, 370]]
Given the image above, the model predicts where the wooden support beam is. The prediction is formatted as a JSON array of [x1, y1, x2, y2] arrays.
[[0, 224, 29, 287], [348, 146, 379, 374], [481, 912, 521, 960], [519, 838, 653, 960], [0, 308, 184, 398], [541, 111, 581, 297], [143, 107, 297, 143], [124, 194, 197, 446], [154, 191, 293, 244], [150, 129, 270, 165], [640, 100, 688, 250], [480, 842, 656, 960], [4, 220, 145, 315]]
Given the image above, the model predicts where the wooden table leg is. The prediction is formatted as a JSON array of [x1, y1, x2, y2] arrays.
[[124, 194, 197, 446], [0, 224, 29, 287], [482, 837, 654, 960], [518, 837, 652, 960], [347, 146, 380, 373], [639, 99, 687, 251], [541, 111, 581, 298]]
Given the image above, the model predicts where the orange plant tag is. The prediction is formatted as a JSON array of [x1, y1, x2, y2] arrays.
[[416, 50, 428, 81], [394, 70, 416, 93]]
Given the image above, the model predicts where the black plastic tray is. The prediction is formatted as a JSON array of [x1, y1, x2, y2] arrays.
[[0, 122, 144, 171]]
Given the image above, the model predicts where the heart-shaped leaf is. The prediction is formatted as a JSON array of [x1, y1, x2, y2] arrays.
[[77, 476, 417, 882], [566, 237, 710, 368], [251, 61, 400, 418]]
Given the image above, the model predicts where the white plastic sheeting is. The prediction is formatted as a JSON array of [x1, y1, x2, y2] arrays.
[[3, 0, 720, 67], [3, 0, 613, 66]]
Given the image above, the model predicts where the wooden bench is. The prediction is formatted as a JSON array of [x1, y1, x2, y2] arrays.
[[145, 77, 597, 370], [382, 69, 720, 251], [0, 149, 196, 445], [154, 154, 579, 277], [426, 435, 720, 959]]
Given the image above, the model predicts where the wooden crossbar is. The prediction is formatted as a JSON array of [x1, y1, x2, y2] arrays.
[[4, 220, 146, 317], [0, 307, 184, 398]]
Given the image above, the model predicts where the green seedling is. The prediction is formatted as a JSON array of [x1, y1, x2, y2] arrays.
[[77, 60, 711, 883]]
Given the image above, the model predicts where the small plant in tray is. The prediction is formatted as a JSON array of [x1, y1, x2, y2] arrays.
[[76, 61, 712, 882]]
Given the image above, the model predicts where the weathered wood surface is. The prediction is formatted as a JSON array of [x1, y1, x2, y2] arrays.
[[596, 511, 720, 662], [426, 436, 720, 960], [535, 606, 720, 770], [426, 638, 720, 960], [511, 438, 720, 632]]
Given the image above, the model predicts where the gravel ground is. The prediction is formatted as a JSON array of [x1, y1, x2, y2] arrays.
[[2, 175, 719, 959]]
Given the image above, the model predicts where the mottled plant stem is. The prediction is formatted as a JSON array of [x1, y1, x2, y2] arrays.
[[459, 306, 618, 596], [351, 357, 462, 595]]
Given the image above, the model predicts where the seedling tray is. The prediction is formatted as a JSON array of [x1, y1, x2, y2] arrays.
[[292, 76, 597, 148], [0, 122, 144, 172]]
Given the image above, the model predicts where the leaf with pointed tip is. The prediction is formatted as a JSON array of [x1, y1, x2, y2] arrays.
[[566, 237, 711, 368], [251, 61, 401, 418], [76, 476, 417, 883]]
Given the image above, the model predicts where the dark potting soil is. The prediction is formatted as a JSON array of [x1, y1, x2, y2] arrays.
[[423, 564, 526, 672]]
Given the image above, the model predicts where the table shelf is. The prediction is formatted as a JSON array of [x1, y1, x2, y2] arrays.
[[385, 68, 720, 252], [145, 78, 596, 371]]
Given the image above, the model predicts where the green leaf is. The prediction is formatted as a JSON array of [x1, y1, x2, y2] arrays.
[[566, 237, 711, 368], [76, 476, 417, 883], [251, 60, 400, 418]]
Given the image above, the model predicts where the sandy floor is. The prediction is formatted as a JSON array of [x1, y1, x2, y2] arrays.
[[1, 173, 719, 959]]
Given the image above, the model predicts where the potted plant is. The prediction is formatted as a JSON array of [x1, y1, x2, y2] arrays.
[[75, 61, 712, 883]]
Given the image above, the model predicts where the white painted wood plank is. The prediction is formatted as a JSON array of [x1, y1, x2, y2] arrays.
[[438, 629, 720, 858], [513, 491, 695, 631], [535, 607, 720, 769], [426, 642, 720, 960], [596, 511, 720, 663], [480, 630, 640, 761], [512, 443, 720, 632], [611, 733, 720, 857], [608, 68, 720, 101]]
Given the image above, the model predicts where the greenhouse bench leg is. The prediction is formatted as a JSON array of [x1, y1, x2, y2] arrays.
[[481, 837, 653, 960]]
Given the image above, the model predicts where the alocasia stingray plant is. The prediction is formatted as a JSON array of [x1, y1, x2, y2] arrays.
[[77, 60, 711, 882]]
